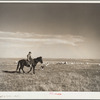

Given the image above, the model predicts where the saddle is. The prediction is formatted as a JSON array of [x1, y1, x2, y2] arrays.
[[26, 59, 35, 67]]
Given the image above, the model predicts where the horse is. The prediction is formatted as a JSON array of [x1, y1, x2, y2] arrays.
[[16, 56, 43, 74]]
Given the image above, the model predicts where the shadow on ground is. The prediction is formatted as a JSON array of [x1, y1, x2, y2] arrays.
[[2, 70, 19, 73]]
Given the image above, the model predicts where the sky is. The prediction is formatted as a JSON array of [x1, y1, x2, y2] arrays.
[[0, 3, 100, 58]]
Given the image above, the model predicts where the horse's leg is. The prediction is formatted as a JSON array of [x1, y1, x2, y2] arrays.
[[33, 66, 35, 74], [19, 68, 21, 73], [22, 66, 25, 73], [16, 61, 20, 72], [19, 63, 22, 73], [27, 67, 32, 73], [22, 69, 25, 73]]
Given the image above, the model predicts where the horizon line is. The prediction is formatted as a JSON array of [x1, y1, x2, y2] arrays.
[[0, 57, 100, 59]]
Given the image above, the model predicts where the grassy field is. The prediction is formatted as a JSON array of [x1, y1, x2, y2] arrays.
[[0, 58, 100, 91]]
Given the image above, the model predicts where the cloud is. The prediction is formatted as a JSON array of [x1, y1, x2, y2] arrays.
[[0, 31, 84, 46]]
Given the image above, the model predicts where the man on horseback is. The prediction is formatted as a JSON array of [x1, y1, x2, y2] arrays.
[[27, 52, 32, 67]]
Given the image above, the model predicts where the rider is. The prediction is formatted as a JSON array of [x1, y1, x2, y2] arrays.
[[27, 52, 32, 67]]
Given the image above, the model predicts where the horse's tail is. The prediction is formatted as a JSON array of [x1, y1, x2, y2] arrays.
[[16, 61, 20, 71]]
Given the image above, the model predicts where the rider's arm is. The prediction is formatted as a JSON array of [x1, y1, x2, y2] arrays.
[[27, 55, 30, 61]]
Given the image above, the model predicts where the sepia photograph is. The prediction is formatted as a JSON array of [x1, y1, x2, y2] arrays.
[[0, 1, 100, 99]]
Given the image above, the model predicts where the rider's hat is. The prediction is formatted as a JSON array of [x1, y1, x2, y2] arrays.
[[29, 51, 31, 54]]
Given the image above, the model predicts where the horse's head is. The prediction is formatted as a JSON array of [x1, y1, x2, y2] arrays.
[[38, 56, 43, 64]]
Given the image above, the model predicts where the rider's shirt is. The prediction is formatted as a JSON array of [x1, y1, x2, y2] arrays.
[[27, 54, 32, 61]]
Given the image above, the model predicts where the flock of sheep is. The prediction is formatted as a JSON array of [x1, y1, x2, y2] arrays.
[[42, 61, 100, 67]]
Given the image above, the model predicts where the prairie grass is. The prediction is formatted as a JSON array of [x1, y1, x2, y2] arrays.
[[0, 58, 100, 91]]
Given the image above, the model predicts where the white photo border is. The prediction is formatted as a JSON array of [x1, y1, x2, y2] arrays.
[[0, 1, 100, 99]]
